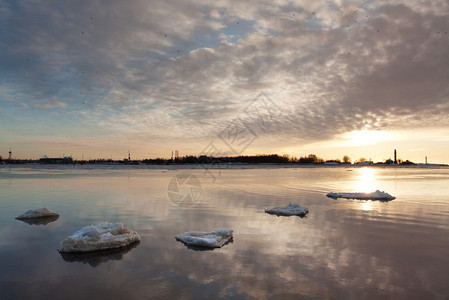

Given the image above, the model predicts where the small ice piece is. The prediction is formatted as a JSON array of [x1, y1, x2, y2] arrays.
[[265, 202, 309, 217], [16, 208, 59, 219], [58, 222, 141, 253], [175, 229, 233, 248], [326, 190, 396, 201]]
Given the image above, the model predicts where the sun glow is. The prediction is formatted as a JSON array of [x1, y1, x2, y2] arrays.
[[346, 130, 385, 146]]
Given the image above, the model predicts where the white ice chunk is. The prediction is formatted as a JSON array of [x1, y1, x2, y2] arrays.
[[16, 208, 59, 219], [58, 222, 141, 253], [175, 229, 233, 248], [265, 202, 309, 216], [326, 190, 396, 201]]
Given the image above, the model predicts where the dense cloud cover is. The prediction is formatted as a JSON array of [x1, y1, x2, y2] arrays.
[[1, 0, 448, 158]]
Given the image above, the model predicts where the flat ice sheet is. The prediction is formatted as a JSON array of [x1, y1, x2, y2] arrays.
[[16, 208, 59, 219], [58, 222, 141, 253], [326, 190, 396, 201], [265, 202, 309, 216], [175, 229, 233, 248]]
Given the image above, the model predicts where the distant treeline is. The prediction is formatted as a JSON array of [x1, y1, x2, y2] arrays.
[[153, 154, 291, 164], [0, 154, 417, 165], [87, 154, 345, 165]]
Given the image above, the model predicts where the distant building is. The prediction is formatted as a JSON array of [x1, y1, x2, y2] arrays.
[[356, 161, 373, 166], [324, 161, 340, 165], [39, 157, 73, 164]]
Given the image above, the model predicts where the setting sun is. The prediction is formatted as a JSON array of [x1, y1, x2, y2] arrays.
[[345, 130, 385, 146]]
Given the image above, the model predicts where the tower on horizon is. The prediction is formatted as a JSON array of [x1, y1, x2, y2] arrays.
[[394, 149, 397, 164], [8, 147, 12, 160]]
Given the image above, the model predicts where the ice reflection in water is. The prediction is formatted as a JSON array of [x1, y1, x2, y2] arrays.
[[0, 166, 448, 299], [15, 215, 59, 225], [59, 241, 140, 267]]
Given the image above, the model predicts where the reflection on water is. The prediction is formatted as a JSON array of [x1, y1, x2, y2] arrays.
[[59, 242, 140, 267], [15, 215, 59, 225], [354, 167, 378, 192], [359, 200, 376, 211], [0, 166, 449, 299]]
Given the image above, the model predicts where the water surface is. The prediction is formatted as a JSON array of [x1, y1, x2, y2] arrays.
[[1, 165, 448, 299]]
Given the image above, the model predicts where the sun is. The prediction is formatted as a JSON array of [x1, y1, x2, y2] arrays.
[[345, 130, 385, 146]]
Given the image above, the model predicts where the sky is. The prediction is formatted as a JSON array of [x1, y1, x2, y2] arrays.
[[0, 0, 448, 163]]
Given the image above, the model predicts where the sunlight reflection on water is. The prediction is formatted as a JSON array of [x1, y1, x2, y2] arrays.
[[354, 167, 377, 192]]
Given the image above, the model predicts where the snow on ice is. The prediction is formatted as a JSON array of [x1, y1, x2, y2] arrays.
[[265, 202, 309, 217], [58, 222, 140, 253], [326, 190, 396, 201], [16, 208, 59, 219], [175, 229, 233, 248]]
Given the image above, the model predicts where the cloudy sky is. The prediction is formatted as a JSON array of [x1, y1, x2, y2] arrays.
[[1, 0, 448, 162]]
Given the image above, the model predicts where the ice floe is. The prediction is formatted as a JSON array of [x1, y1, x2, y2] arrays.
[[265, 202, 309, 217], [58, 222, 141, 253], [16, 208, 59, 220], [326, 190, 396, 201], [175, 229, 233, 248]]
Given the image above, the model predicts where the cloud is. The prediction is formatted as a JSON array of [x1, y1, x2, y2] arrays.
[[1, 0, 448, 157], [34, 100, 67, 109]]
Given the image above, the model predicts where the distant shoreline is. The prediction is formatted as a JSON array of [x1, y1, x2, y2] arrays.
[[1, 162, 448, 170]]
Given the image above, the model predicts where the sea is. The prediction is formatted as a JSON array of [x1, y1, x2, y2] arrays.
[[0, 164, 448, 300]]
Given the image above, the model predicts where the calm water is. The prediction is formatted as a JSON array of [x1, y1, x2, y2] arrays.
[[0, 165, 448, 300]]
